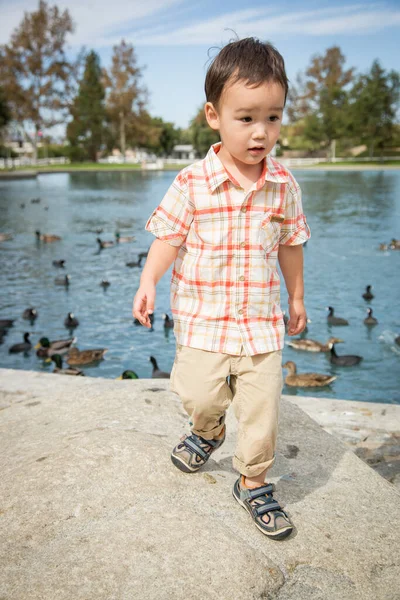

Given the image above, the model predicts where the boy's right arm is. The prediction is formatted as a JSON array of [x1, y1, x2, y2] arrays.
[[132, 238, 180, 328]]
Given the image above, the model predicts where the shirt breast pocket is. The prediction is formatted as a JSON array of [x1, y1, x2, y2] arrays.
[[259, 212, 284, 253]]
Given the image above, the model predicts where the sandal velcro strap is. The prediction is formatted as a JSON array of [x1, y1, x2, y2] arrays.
[[183, 436, 208, 459], [248, 483, 275, 499], [255, 500, 282, 516]]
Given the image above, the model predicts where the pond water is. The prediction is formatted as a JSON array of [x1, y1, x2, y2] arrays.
[[0, 168, 399, 404]]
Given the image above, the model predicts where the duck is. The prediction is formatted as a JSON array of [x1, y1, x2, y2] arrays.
[[64, 313, 79, 328], [54, 274, 71, 286], [364, 308, 378, 326], [389, 238, 400, 250], [282, 361, 336, 387], [327, 306, 349, 326], [100, 279, 110, 288], [22, 308, 38, 321], [67, 347, 108, 366], [52, 259, 65, 268], [134, 312, 154, 325], [115, 232, 135, 243], [149, 355, 170, 378], [35, 336, 77, 358], [35, 230, 61, 242], [96, 237, 114, 249], [329, 343, 363, 366], [9, 332, 32, 353], [0, 233, 13, 242], [116, 370, 139, 380], [162, 313, 174, 328], [362, 285, 374, 300], [138, 249, 149, 260], [126, 256, 142, 268], [286, 336, 344, 352], [49, 353, 84, 376], [0, 319, 15, 329], [378, 243, 388, 251]]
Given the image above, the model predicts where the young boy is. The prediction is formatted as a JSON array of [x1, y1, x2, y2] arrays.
[[133, 37, 310, 540]]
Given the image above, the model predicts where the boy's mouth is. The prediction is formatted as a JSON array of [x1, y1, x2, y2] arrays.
[[248, 147, 265, 154]]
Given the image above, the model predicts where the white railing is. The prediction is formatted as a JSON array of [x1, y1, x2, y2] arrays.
[[0, 157, 70, 169]]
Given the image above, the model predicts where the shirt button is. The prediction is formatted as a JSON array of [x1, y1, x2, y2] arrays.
[[241, 207, 247, 213], [240, 241, 246, 247], [239, 276, 245, 281], [238, 309, 243, 315]]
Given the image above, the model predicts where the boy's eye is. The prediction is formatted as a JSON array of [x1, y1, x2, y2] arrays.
[[240, 117, 252, 123], [269, 115, 279, 122]]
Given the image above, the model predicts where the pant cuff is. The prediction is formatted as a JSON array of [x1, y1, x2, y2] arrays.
[[191, 414, 226, 440], [232, 453, 276, 477]]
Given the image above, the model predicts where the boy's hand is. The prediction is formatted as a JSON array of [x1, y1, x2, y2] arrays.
[[132, 282, 156, 328], [287, 298, 307, 336]]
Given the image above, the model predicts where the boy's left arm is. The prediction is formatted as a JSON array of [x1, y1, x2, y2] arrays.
[[278, 244, 307, 336]]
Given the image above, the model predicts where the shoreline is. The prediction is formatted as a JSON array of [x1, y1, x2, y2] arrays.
[[1, 163, 400, 180]]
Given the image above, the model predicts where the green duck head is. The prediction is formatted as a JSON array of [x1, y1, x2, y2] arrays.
[[116, 370, 139, 380], [51, 354, 63, 369], [36, 337, 50, 349]]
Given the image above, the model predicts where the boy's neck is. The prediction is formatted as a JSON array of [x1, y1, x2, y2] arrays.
[[217, 144, 264, 189]]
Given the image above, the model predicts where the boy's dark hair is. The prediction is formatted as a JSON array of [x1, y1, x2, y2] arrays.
[[205, 37, 288, 109]]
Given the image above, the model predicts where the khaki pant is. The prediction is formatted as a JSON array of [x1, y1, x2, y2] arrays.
[[170, 344, 283, 477]]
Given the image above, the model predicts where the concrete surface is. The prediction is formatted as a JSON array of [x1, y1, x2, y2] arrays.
[[0, 368, 399, 600]]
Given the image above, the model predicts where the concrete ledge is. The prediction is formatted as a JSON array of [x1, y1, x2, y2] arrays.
[[0, 368, 399, 600]]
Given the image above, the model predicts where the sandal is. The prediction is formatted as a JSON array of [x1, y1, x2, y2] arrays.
[[232, 475, 294, 540], [171, 425, 226, 473]]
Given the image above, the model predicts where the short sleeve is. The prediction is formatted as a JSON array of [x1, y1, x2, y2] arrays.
[[145, 172, 194, 247], [279, 180, 311, 246]]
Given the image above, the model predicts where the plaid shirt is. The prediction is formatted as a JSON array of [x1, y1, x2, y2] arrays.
[[145, 142, 310, 356]]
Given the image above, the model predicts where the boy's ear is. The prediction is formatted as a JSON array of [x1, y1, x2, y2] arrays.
[[204, 102, 220, 131]]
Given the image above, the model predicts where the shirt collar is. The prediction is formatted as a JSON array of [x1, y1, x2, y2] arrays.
[[203, 142, 288, 193]]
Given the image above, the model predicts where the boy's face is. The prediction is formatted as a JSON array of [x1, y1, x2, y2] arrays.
[[205, 77, 285, 169]]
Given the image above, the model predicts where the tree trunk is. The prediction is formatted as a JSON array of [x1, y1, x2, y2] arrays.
[[119, 110, 126, 159]]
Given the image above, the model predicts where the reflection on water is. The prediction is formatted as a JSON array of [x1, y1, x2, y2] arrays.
[[0, 169, 399, 404]]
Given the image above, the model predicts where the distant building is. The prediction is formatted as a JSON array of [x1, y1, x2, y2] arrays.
[[171, 145, 196, 160]]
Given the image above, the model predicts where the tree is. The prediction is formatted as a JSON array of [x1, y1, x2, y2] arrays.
[[102, 40, 148, 157], [290, 47, 355, 155], [0, 87, 11, 132], [0, 0, 77, 161], [190, 106, 219, 156], [67, 51, 107, 162], [349, 60, 400, 157]]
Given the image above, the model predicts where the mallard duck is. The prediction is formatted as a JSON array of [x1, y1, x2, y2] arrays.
[[364, 308, 378, 326], [162, 313, 174, 328], [0, 319, 15, 329], [327, 306, 349, 326], [116, 370, 139, 380], [149, 356, 170, 378], [0, 233, 13, 242], [389, 238, 400, 250], [67, 347, 108, 366], [134, 313, 154, 325], [126, 256, 142, 268], [283, 361, 336, 387], [49, 354, 84, 376], [52, 259, 65, 268], [64, 312, 79, 328], [35, 230, 61, 242], [55, 274, 71, 286], [9, 332, 32, 353], [115, 232, 135, 243], [96, 237, 114, 249], [286, 336, 344, 352], [329, 343, 363, 366], [100, 279, 110, 288], [379, 243, 388, 251], [35, 336, 77, 358], [22, 308, 38, 321], [362, 285, 374, 300]]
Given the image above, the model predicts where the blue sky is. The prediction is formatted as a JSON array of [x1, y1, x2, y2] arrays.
[[1, 0, 400, 130]]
